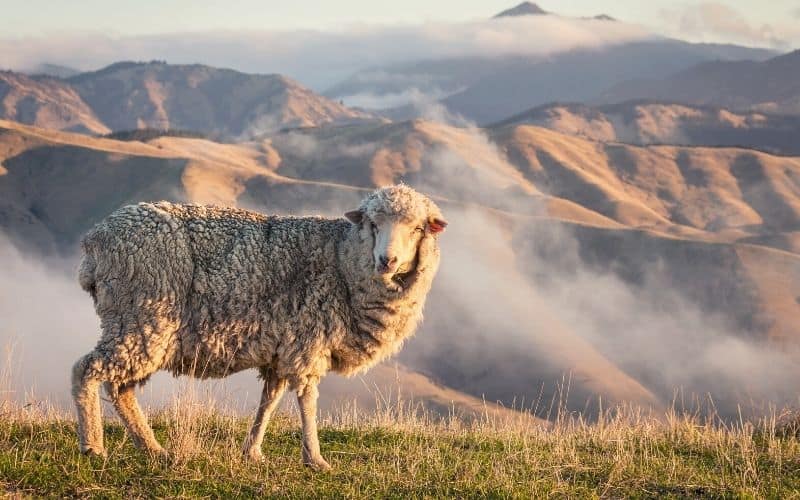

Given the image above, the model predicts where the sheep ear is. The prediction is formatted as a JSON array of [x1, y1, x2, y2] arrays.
[[345, 209, 364, 224], [428, 217, 448, 233]]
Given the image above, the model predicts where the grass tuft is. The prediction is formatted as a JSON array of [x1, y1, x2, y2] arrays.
[[1, 395, 799, 498]]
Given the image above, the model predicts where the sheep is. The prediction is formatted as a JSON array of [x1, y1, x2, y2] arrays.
[[71, 184, 447, 469]]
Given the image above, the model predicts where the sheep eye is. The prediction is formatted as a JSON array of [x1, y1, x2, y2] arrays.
[[414, 227, 424, 234]]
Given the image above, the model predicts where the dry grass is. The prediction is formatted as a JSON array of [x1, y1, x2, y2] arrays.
[[1, 343, 799, 497], [1, 382, 800, 499]]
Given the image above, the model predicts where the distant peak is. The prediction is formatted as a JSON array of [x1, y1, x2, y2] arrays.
[[592, 14, 616, 21], [493, 2, 549, 18]]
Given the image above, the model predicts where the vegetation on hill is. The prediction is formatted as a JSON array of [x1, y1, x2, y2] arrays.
[[1, 394, 798, 498], [102, 128, 208, 142]]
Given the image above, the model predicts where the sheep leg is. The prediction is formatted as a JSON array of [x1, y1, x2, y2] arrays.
[[297, 381, 331, 470], [242, 374, 287, 462], [105, 381, 166, 456], [71, 353, 106, 456]]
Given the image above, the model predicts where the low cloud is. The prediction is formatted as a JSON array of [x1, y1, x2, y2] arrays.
[[3, 104, 798, 421], [338, 87, 459, 111], [0, 16, 652, 90], [661, 2, 798, 49], [0, 235, 408, 415], [374, 115, 800, 418]]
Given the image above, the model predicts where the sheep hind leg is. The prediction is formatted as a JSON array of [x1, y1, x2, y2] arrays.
[[105, 381, 166, 457], [297, 380, 331, 471], [71, 352, 106, 456], [242, 371, 287, 462]]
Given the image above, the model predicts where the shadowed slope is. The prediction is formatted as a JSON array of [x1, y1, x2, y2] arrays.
[[2, 120, 799, 418]]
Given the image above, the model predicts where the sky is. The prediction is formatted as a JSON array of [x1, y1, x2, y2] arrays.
[[1, 0, 797, 40], [0, 0, 797, 91]]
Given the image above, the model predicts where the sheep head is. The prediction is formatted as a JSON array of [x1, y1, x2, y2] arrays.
[[345, 185, 447, 284]]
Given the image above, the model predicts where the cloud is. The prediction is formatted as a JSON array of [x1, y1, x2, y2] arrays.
[[0, 16, 652, 90], [400, 126, 800, 418], [661, 2, 799, 48], [248, 111, 800, 418], [0, 235, 425, 416], [4, 100, 798, 420], [338, 87, 460, 111]]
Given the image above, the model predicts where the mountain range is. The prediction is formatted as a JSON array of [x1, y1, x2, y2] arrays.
[[325, 3, 778, 124], [2, 116, 798, 417], [598, 49, 800, 114], [494, 100, 800, 155], [1, 62, 375, 139], [2, 3, 800, 420]]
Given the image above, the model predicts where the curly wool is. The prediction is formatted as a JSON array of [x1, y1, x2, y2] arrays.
[[77, 191, 441, 387], [71, 185, 443, 461], [357, 183, 444, 224]]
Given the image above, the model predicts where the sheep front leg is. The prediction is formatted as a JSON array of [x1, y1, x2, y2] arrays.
[[242, 374, 287, 462], [297, 381, 331, 470]]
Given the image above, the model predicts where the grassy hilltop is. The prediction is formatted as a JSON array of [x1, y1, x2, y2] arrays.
[[1, 398, 799, 498]]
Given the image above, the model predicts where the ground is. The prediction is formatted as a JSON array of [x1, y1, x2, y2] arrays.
[[1, 400, 799, 498]]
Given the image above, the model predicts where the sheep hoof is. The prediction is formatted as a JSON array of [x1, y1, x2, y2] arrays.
[[243, 448, 265, 463], [303, 456, 332, 471], [143, 446, 169, 460], [81, 446, 107, 458]]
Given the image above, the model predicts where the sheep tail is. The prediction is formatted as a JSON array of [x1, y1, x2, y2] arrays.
[[78, 242, 97, 302]]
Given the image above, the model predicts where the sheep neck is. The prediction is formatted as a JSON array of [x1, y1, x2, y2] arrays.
[[331, 224, 432, 375]]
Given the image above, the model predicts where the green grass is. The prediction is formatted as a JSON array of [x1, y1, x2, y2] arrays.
[[1, 399, 800, 499]]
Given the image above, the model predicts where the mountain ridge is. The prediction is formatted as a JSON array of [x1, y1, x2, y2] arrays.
[[599, 49, 800, 114], [493, 2, 549, 18], [1, 61, 376, 139], [2, 118, 799, 417], [491, 100, 800, 155]]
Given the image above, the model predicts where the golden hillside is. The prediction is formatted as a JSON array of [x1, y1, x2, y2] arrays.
[[1, 118, 798, 417]]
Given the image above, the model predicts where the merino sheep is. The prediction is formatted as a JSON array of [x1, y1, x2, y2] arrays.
[[71, 184, 447, 469]]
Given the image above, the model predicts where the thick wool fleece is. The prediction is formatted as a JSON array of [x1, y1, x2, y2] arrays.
[[71, 185, 443, 462]]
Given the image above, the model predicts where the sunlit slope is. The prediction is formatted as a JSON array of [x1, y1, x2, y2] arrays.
[[258, 120, 800, 251], [494, 101, 800, 156], [1, 120, 799, 415], [496, 124, 800, 249], [0, 71, 109, 135], [1, 62, 376, 139]]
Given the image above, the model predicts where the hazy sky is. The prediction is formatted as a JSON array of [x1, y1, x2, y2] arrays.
[[2, 0, 798, 43], [1, 0, 797, 89]]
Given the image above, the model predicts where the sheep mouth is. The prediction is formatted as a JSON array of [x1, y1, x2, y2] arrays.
[[390, 262, 420, 290], [392, 270, 411, 287]]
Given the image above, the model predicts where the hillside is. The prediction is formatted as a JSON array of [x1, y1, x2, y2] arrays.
[[493, 101, 800, 155], [328, 39, 776, 123], [2, 119, 799, 419], [599, 50, 800, 114], [0, 71, 109, 135], [1, 402, 798, 497], [258, 119, 800, 247], [0, 62, 375, 139], [67, 61, 375, 139]]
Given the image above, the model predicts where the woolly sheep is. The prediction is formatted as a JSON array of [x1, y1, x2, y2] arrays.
[[71, 184, 447, 469]]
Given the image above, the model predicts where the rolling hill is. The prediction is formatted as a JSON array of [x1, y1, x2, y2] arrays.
[[492, 101, 800, 155], [2, 118, 798, 418], [325, 3, 776, 124], [1, 62, 375, 140], [0, 71, 109, 135], [67, 61, 375, 139], [599, 50, 800, 114], [436, 40, 777, 124]]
